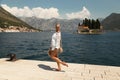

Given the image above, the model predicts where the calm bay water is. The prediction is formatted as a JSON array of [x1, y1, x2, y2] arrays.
[[0, 31, 120, 66]]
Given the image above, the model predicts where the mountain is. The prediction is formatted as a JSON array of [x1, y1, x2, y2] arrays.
[[20, 17, 82, 32], [20, 13, 120, 31], [101, 13, 120, 30], [0, 7, 40, 32]]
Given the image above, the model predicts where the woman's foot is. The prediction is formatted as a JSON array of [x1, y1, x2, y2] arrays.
[[55, 68, 61, 71], [61, 61, 68, 67]]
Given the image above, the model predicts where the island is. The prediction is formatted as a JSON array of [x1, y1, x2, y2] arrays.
[[77, 18, 103, 34]]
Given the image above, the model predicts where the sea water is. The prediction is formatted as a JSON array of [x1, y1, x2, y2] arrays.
[[0, 31, 120, 66]]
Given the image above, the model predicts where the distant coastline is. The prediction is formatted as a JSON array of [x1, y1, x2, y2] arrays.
[[0, 26, 40, 32]]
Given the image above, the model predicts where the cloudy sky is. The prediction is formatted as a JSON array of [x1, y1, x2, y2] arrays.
[[0, 0, 120, 19]]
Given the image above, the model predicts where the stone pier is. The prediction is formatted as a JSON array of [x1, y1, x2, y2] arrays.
[[0, 58, 120, 80]]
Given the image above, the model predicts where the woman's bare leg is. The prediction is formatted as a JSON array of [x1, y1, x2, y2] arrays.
[[56, 62, 61, 71], [48, 49, 68, 71], [50, 56, 68, 67]]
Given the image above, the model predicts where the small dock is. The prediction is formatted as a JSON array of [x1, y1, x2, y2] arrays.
[[0, 58, 120, 80]]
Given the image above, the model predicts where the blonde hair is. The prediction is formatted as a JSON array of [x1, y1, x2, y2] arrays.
[[56, 23, 60, 28]]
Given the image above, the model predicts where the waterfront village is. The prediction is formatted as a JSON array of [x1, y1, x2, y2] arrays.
[[0, 26, 39, 32]]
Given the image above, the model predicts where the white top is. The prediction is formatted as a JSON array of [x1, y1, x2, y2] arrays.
[[51, 32, 61, 50]]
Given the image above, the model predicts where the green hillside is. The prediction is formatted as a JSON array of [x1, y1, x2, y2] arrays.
[[102, 13, 120, 30], [0, 6, 39, 31]]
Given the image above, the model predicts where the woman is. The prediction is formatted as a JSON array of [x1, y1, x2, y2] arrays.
[[48, 23, 68, 71]]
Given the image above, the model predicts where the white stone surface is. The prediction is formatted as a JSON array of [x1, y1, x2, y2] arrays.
[[0, 58, 120, 80]]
